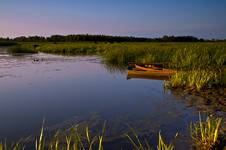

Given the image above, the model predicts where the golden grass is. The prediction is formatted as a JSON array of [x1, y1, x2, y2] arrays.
[[125, 127, 174, 150], [170, 70, 219, 91], [48, 122, 105, 150], [157, 133, 174, 150], [190, 113, 222, 150]]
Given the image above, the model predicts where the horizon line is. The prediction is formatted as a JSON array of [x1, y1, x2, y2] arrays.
[[1, 34, 226, 40]]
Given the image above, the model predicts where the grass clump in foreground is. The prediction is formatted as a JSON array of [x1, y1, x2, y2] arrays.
[[125, 130, 174, 150], [0, 123, 106, 150], [36, 123, 106, 150], [0, 122, 174, 150], [190, 114, 222, 150], [0, 115, 224, 150]]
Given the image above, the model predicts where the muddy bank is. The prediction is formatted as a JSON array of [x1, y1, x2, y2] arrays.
[[170, 87, 226, 111], [170, 87, 226, 139]]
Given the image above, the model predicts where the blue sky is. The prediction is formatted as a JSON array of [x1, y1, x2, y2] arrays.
[[0, 0, 226, 39]]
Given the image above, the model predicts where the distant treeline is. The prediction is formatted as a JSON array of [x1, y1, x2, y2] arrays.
[[0, 35, 226, 43]]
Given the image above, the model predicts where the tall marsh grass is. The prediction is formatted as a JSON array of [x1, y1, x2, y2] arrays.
[[170, 70, 220, 91], [103, 42, 226, 90], [9, 45, 37, 54], [37, 42, 107, 55]]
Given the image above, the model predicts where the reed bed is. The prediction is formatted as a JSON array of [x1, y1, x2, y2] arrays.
[[170, 70, 220, 91], [103, 42, 226, 90], [9, 44, 37, 54]]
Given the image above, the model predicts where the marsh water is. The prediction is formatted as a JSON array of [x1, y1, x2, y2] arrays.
[[0, 47, 225, 149]]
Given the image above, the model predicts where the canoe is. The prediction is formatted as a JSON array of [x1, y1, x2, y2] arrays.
[[135, 64, 175, 75]]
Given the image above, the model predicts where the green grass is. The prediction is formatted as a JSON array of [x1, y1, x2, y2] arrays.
[[157, 133, 174, 150], [0, 123, 106, 150], [39, 123, 106, 150], [190, 113, 222, 150], [170, 70, 220, 91], [125, 130, 174, 150], [9, 44, 38, 54], [36, 42, 104, 55]]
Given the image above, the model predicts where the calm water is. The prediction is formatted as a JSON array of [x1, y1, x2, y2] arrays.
[[0, 47, 225, 149]]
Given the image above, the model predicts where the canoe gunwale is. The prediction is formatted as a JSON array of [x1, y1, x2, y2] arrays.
[[134, 64, 175, 75]]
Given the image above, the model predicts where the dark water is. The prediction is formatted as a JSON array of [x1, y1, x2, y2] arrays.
[[0, 47, 225, 149]]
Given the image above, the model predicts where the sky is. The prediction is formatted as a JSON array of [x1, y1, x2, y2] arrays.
[[0, 0, 226, 39]]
